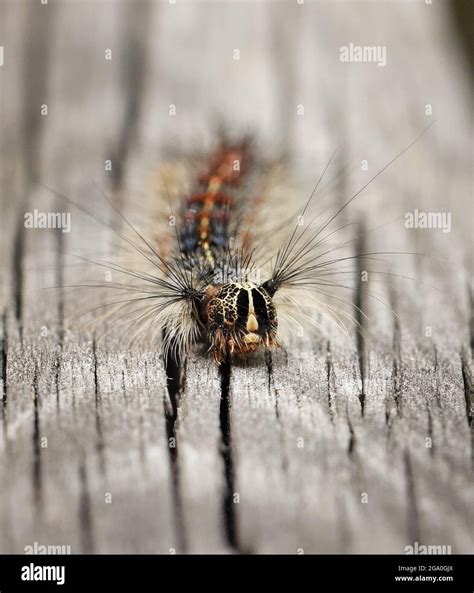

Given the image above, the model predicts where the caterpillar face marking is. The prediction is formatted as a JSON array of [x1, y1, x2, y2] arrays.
[[200, 282, 279, 364]]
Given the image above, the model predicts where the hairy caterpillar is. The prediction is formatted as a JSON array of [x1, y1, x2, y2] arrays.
[[53, 127, 432, 366]]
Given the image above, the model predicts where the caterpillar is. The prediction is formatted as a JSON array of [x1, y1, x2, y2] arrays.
[[55, 127, 432, 366]]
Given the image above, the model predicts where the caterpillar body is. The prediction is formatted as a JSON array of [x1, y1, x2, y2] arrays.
[[61, 128, 431, 366], [171, 138, 278, 363]]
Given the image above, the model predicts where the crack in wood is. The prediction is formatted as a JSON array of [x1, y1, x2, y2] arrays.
[[326, 341, 334, 421], [347, 416, 356, 456], [0, 311, 7, 450], [265, 351, 289, 475], [461, 352, 473, 427], [92, 339, 106, 475], [32, 364, 43, 511], [264, 349, 273, 398], [55, 224, 65, 409], [426, 407, 435, 457], [163, 348, 187, 553], [460, 350, 473, 469], [218, 355, 240, 551], [12, 217, 24, 341], [355, 221, 367, 415]]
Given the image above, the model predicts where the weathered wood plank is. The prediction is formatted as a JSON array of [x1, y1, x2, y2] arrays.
[[0, 0, 472, 556]]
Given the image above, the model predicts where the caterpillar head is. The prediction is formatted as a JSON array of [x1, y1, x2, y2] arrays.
[[200, 281, 280, 364]]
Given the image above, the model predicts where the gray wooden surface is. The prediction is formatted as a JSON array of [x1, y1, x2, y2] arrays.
[[0, 0, 472, 554]]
